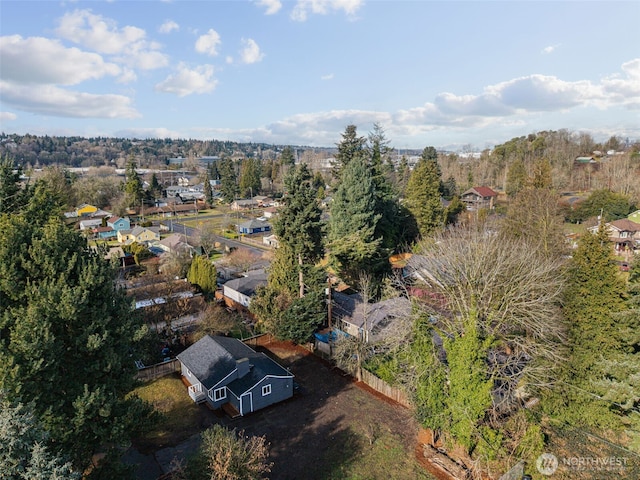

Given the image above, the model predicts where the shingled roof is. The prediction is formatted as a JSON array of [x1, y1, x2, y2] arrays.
[[176, 335, 292, 391]]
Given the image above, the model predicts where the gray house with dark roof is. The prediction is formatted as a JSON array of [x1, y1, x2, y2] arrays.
[[176, 335, 294, 416]]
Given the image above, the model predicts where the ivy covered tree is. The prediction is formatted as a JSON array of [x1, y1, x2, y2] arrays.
[[404, 147, 444, 238], [0, 179, 153, 476], [328, 155, 384, 286]]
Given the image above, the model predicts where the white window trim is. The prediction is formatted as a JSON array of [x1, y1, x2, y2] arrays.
[[213, 387, 226, 402], [262, 384, 271, 396]]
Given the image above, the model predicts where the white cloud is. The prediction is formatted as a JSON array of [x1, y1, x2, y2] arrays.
[[158, 20, 179, 34], [291, 0, 364, 22], [195, 29, 222, 56], [255, 0, 282, 15], [155, 63, 218, 96], [0, 35, 121, 85], [56, 9, 145, 54], [541, 44, 560, 54], [0, 81, 139, 118], [55, 9, 168, 70], [239, 38, 264, 64], [321, 73, 334, 80], [0, 112, 17, 122]]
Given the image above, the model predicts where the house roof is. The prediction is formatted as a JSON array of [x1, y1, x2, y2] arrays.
[[93, 226, 114, 233], [223, 272, 268, 297], [609, 218, 640, 232], [238, 219, 270, 230], [107, 216, 124, 224], [343, 297, 412, 332], [176, 335, 292, 391], [463, 186, 497, 198]]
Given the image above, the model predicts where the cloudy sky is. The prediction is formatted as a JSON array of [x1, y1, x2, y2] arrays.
[[1, 0, 639, 150]]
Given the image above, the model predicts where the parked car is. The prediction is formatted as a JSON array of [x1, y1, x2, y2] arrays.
[[620, 262, 630, 272]]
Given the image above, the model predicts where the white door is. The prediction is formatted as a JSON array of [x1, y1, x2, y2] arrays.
[[240, 392, 253, 415]]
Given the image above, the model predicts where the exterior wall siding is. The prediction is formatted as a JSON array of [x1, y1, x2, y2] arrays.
[[248, 376, 293, 412]]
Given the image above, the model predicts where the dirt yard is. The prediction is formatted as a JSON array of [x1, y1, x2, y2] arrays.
[[131, 337, 432, 480]]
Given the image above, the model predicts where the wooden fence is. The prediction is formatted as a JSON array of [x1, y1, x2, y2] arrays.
[[360, 368, 411, 408], [135, 358, 180, 382]]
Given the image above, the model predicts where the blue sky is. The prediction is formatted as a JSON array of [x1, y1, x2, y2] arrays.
[[1, 1, 639, 150]]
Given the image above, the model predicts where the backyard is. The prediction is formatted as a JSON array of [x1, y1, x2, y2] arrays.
[[130, 338, 433, 480]]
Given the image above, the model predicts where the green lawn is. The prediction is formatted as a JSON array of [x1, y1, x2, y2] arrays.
[[130, 374, 206, 453], [321, 428, 432, 480]]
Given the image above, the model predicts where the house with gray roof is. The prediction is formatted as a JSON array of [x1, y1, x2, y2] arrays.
[[176, 335, 294, 416]]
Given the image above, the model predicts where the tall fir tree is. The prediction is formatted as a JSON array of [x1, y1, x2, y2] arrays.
[[219, 158, 239, 203], [273, 163, 324, 263], [203, 170, 214, 206], [124, 160, 144, 208], [0, 155, 28, 214], [0, 179, 152, 475], [328, 155, 384, 285], [550, 224, 630, 429], [250, 164, 325, 343], [404, 147, 444, 238], [239, 158, 261, 198], [331, 124, 366, 181]]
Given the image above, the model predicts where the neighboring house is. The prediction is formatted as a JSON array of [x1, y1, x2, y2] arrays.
[[118, 226, 161, 245], [263, 207, 278, 219], [331, 291, 411, 343], [145, 203, 203, 217], [79, 218, 103, 231], [461, 187, 498, 210], [588, 219, 640, 253], [107, 216, 131, 232], [177, 335, 294, 416], [231, 199, 258, 211], [238, 219, 271, 235], [253, 195, 273, 207], [157, 233, 193, 254], [93, 226, 117, 239], [76, 203, 98, 217], [263, 234, 279, 248], [222, 270, 268, 311]]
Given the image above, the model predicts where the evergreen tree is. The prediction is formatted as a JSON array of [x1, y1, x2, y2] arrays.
[[251, 164, 326, 343], [530, 157, 553, 189], [187, 255, 217, 296], [149, 172, 162, 200], [273, 163, 324, 263], [442, 175, 458, 200], [218, 158, 239, 203], [328, 155, 384, 286], [279, 146, 295, 168], [404, 147, 444, 238], [203, 170, 214, 206], [505, 158, 527, 197], [0, 396, 79, 479], [0, 180, 152, 473], [239, 158, 261, 198], [395, 155, 411, 196], [332, 124, 366, 181], [551, 225, 629, 429], [0, 155, 28, 214], [123, 160, 144, 208], [366, 124, 415, 250]]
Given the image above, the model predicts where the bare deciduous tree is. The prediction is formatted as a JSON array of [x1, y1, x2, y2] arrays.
[[408, 223, 567, 411]]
